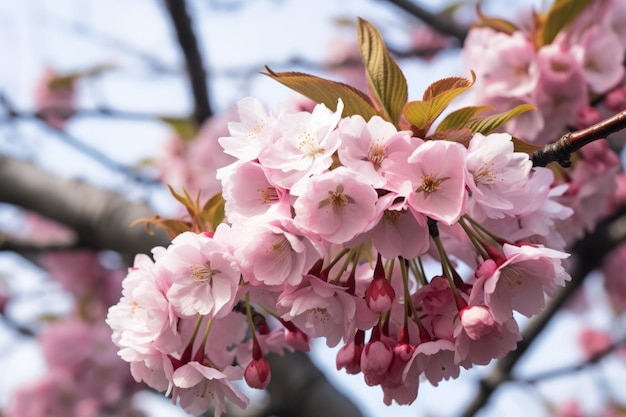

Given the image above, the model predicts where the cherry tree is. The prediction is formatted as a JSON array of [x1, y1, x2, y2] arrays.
[[1, 1, 626, 417]]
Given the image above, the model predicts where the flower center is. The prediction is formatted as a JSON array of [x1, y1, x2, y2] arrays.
[[298, 130, 324, 157], [190, 262, 221, 284], [367, 139, 386, 170], [500, 265, 524, 293], [319, 184, 355, 210], [417, 173, 449, 198], [258, 186, 279, 205]]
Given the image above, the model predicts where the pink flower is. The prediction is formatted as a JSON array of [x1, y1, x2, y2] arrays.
[[236, 224, 315, 287], [465, 133, 532, 218], [534, 43, 588, 142], [218, 160, 290, 222], [389, 140, 467, 225], [572, 26, 625, 94], [336, 114, 412, 187], [292, 167, 379, 245], [106, 254, 180, 363], [403, 339, 459, 386], [259, 100, 344, 188], [163, 232, 240, 318], [454, 312, 521, 367], [219, 96, 278, 162], [171, 362, 248, 417], [277, 275, 378, 347], [476, 31, 539, 97], [470, 244, 570, 324]]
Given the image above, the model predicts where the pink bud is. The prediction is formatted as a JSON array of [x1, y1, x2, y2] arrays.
[[361, 340, 393, 386], [285, 328, 310, 352], [393, 342, 416, 363], [244, 357, 271, 389], [365, 277, 395, 313], [459, 305, 498, 341], [475, 259, 498, 280], [336, 340, 363, 374]]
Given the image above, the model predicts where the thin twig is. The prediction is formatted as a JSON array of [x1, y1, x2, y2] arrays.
[[163, 0, 213, 125], [532, 109, 626, 167], [520, 338, 626, 384], [382, 0, 468, 43]]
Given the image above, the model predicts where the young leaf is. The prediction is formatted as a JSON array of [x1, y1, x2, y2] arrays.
[[540, 0, 592, 46], [263, 67, 378, 120], [435, 105, 494, 133], [357, 17, 408, 125], [200, 192, 226, 232], [130, 215, 190, 239], [160, 117, 199, 140], [403, 72, 476, 136], [474, 4, 519, 36], [427, 128, 474, 146], [512, 137, 543, 155], [465, 103, 536, 135]]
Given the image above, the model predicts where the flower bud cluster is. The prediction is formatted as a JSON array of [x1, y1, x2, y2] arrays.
[[108, 96, 574, 415]]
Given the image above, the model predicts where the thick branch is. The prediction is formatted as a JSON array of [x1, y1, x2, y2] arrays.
[[163, 0, 213, 125], [0, 156, 169, 255], [383, 0, 468, 43], [532, 109, 626, 167]]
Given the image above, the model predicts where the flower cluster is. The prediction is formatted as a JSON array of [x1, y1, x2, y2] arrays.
[[462, 0, 626, 144], [462, 0, 625, 246], [107, 95, 574, 414]]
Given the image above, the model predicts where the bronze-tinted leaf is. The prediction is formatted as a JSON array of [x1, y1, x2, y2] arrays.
[[540, 0, 592, 46], [465, 104, 536, 135], [200, 192, 226, 232], [357, 17, 408, 125], [435, 105, 494, 133], [263, 67, 378, 120]]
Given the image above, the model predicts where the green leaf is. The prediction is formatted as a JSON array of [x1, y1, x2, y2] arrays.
[[435, 105, 494, 133], [465, 103, 536, 135], [474, 4, 519, 36], [512, 137, 543, 155], [263, 67, 378, 120], [403, 71, 476, 137], [541, 0, 592, 46], [48, 63, 116, 90], [200, 192, 226, 232], [160, 117, 199, 140], [357, 17, 408, 125]]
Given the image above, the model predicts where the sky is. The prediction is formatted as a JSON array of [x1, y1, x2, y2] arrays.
[[1, 1, 625, 417]]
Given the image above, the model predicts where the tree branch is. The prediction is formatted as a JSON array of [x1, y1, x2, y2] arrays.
[[163, 0, 213, 125], [532, 109, 626, 167], [382, 0, 468, 43], [0, 156, 169, 255]]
